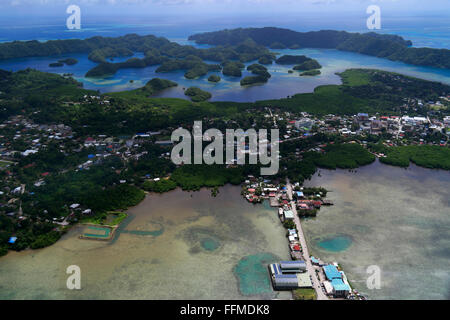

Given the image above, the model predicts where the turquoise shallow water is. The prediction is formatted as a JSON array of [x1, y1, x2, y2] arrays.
[[317, 235, 353, 252], [233, 253, 280, 296], [201, 237, 221, 251]]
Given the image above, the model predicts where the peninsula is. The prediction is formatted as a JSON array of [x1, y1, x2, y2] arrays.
[[189, 27, 450, 69]]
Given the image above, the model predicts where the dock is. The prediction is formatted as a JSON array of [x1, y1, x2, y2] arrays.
[[269, 196, 279, 207], [286, 180, 329, 300]]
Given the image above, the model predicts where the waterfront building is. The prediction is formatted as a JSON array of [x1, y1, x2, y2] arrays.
[[280, 261, 307, 273], [272, 274, 301, 290], [323, 281, 334, 295], [323, 264, 351, 298], [323, 264, 342, 281], [331, 279, 351, 297], [269, 263, 312, 290], [283, 210, 295, 220]]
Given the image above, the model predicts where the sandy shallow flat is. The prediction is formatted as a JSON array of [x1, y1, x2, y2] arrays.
[[303, 161, 450, 300], [0, 185, 291, 300]]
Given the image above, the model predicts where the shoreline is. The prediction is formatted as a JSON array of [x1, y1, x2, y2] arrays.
[[2, 158, 448, 257], [0, 164, 448, 299]]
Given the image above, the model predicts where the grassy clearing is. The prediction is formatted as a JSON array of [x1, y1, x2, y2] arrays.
[[293, 288, 317, 300], [338, 69, 371, 86], [82, 211, 128, 226]]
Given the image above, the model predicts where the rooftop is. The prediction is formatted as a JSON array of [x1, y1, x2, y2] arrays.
[[323, 264, 342, 281]]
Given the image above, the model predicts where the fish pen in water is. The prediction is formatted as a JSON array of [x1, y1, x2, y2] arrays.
[[80, 225, 116, 241]]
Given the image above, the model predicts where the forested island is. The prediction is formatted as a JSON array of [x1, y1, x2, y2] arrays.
[[3, 27, 447, 81], [109, 78, 178, 99], [48, 58, 78, 68], [293, 59, 322, 71], [241, 64, 272, 85], [0, 33, 277, 78], [189, 27, 450, 69], [208, 75, 221, 82], [222, 61, 245, 77], [300, 70, 321, 76], [184, 87, 212, 102], [59, 58, 78, 66], [276, 55, 312, 65]]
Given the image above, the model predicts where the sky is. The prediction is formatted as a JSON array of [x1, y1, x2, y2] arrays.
[[0, 0, 449, 41], [0, 0, 449, 16]]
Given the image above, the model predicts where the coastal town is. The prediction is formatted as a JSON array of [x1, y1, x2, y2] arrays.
[[0, 90, 449, 252]]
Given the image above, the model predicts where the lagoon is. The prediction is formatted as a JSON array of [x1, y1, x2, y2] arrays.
[[0, 185, 291, 300], [317, 235, 353, 253], [0, 44, 449, 103]]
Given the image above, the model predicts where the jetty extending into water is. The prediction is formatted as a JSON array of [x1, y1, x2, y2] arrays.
[[286, 180, 329, 300], [241, 177, 363, 300]]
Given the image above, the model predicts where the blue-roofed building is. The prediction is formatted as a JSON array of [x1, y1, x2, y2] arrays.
[[269, 263, 282, 276], [8, 237, 17, 244], [269, 260, 309, 291], [323, 264, 342, 281], [296, 191, 304, 198], [331, 279, 351, 297], [87, 154, 95, 159], [280, 260, 306, 273], [272, 273, 312, 290], [272, 274, 300, 290]]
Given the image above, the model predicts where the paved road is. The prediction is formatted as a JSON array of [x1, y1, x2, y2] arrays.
[[286, 180, 329, 300]]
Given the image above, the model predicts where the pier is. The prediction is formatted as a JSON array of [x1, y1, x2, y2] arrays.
[[286, 180, 329, 300]]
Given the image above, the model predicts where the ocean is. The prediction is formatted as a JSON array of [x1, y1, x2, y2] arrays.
[[1, 13, 449, 49]]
